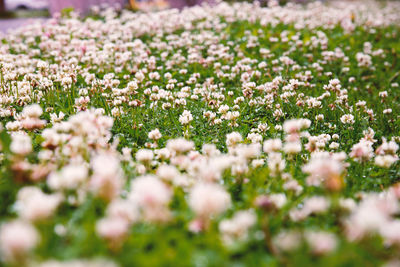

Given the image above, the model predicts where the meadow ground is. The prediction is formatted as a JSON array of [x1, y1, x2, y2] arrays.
[[1, 1, 400, 266]]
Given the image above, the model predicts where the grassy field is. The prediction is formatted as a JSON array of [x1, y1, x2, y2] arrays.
[[0, 9, 49, 18], [0, 1, 400, 266]]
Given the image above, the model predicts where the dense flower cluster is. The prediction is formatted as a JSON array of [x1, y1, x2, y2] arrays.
[[0, 0, 400, 266]]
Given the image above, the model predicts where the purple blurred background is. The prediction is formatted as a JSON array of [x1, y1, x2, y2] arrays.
[[49, 0, 125, 14], [3, 0, 213, 14], [48, 0, 213, 13], [0, 0, 213, 32], [0, 0, 322, 33]]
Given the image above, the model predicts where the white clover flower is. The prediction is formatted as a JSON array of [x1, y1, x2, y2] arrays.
[[273, 230, 302, 252], [329, 142, 339, 150], [247, 132, 263, 144], [189, 183, 231, 218], [166, 138, 194, 154], [305, 231, 337, 255], [96, 217, 129, 243], [148, 128, 162, 140], [283, 141, 302, 155], [302, 153, 344, 186], [268, 152, 286, 177], [350, 140, 374, 162], [219, 210, 256, 244], [15, 187, 62, 222], [226, 132, 242, 147], [22, 104, 43, 118], [340, 114, 355, 124], [129, 175, 172, 222], [156, 164, 180, 182], [356, 52, 372, 67], [375, 155, 398, 168], [263, 139, 282, 154], [135, 149, 154, 163], [10, 132, 32, 155], [0, 220, 39, 263], [106, 199, 139, 224], [179, 110, 193, 125], [48, 164, 88, 190], [90, 154, 124, 201], [283, 119, 311, 133]]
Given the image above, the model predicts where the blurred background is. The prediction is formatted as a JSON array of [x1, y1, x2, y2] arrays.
[[0, 0, 225, 14], [0, 0, 395, 32], [1, 0, 215, 33], [0, 0, 334, 15]]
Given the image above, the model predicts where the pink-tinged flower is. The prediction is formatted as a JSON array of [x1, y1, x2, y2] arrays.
[[106, 199, 139, 224], [148, 128, 162, 140], [129, 175, 172, 223], [189, 219, 205, 233], [267, 152, 286, 177], [263, 139, 282, 154], [15, 187, 62, 222], [283, 119, 311, 134], [179, 110, 193, 125], [380, 221, 400, 246], [283, 141, 302, 155], [344, 193, 399, 241], [219, 210, 256, 244], [20, 117, 46, 131], [350, 140, 374, 162], [305, 231, 337, 255], [156, 164, 180, 182], [302, 153, 344, 187], [375, 155, 398, 168], [135, 149, 154, 164], [189, 183, 231, 219], [21, 104, 42, 118], [96, 217, 130, 245], [10, 133, 32, 155], [47, 164, 88, 190], [19, 104, 46, 130], [376, 139, 399, 156], [340, 114, 355, 124], [0, 220, 39, 263], [90, 153, 124, 201], [303, 196, 330, 215], [273, 230, 302, 252], [255, 194, 287, 211], [226, 132, 243, 147], [166, 138, 194, 154]]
